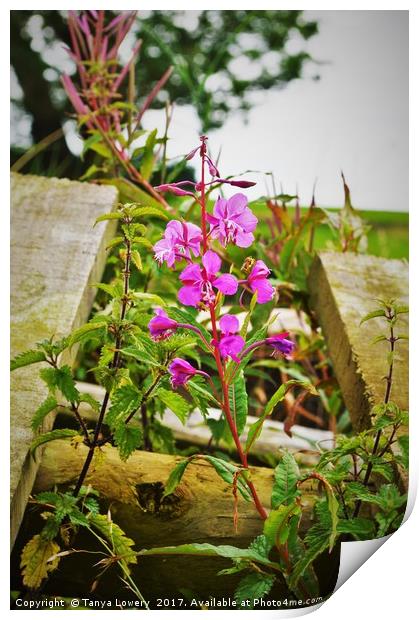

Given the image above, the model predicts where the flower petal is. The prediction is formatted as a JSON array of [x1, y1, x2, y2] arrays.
[[213, 274, 238, 296], [178, 284, 202, 306], [219, 314, 240, 335], [202, 250, 221, 276], [235, 231, 255, 248]]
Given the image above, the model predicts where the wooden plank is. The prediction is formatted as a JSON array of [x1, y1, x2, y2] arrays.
[[29, 439, 322, 600], [308, 251, 408, 432], [10, 172, 118, 547], [72, 381, 334, 466]]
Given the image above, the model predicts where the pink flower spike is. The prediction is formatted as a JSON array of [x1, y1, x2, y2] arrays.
[[149, 308, 178, 340], [246, 260, 275, 304], [154, 182, 196, 198], [207, 193, 258, 248], [168, 358, 198, 388], [185, 145, 200, 161], [61, 74, 89, 116]]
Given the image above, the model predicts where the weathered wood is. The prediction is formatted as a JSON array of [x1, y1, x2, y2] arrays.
[[72, 381, 334, 466], [10, 172, 118, 547], [308, 252, 408, 488], [308, 252, 408, 428], [30, 439, 319, 601]]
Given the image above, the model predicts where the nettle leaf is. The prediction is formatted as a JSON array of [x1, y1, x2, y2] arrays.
[[68, 321, 108, 347], [78, 393, 101, 413], [235, 572, 276, 608], [397, 435, 409, 469], [94, 211, 124, 226], [120, 345, 161, 368], [156, 387, 190, 424], [20, 535, 61, 590], [286, 515, 319, 598], [131, 205, 168, 221], [106, 384, 142, 429], [31, 396, 58, 431], [40, 365, 79, 403], [360, 309, 386, 325], [30, 429, 79, 454], [271, 452, 301, 508], [114, 424, 143, 461], [89, 513, 137, 570], [229, 371, 248, 436], [289, 522, 330, 591], [162, 458, 190, 498], [337, 517, 375, 540], [131, 249, 143, 272], [11, 349, 46, 371], [263, 501, 301, 550]]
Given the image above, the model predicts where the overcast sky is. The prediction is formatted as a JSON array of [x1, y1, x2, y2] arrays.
[[144, 10, 408, 211]]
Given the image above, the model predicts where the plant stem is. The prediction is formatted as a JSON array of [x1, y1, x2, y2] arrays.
[[352, 313, 395, 518], [197, 141, 266, 520], [73, 234, 132, 496]]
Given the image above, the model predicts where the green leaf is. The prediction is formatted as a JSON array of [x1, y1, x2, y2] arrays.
[[119, 345, 161, 368], [11, 349, 46, 371], [140, 128, 157, 181], [94, 212, 124, 226], [68, 321, 108, 347], [78, 393, 101, 413], [114, 424, 143, 461], [229, 371, 248, 435], [324, 483, 339, 551], [138, 542, 280, 569], [289, 522, 330, 591], [265, 380, 318, 417], [55, 366, 80, 403], [106, 384, 142, 429], [88, 513, 137, 570], [132, 291, 166, 306], [30, 429, 79, 454], [156, 387, 190, 424], [235, 572, 276, 608], [162, 459, 190, 498], [337, 518, 375, 540], [203, 455, 251, 501], [263, 502, 301, 550], [131, 206, 168, 221], [271, 452, 301, 508], [31, 396, 58, 431], [131, 250, 143, 272], [360, 309, 386, 325], [106, 236, 125, 250]]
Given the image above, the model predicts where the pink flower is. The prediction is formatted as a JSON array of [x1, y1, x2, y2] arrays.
[[266, 333, 295, 357], [168, 358, 198, 387], [178, 251, 238, 307], [149, 308, 178, 340], [153, 220, 202, 268], [217, 314, 245, 362], [207, 193, 258, 248], [247, 260, 275, 304]]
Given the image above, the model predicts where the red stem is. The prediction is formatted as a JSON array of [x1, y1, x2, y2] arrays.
[[198, 140, 267, 520]]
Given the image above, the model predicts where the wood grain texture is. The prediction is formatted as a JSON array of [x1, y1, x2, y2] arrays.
[[10, 172, 118, 547]]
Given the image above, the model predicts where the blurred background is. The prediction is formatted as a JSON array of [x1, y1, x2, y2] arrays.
[[10, 10, 408, 256]]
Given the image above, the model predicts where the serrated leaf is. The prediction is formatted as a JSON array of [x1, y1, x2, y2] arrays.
[[11, 349, 46, 371], [114, 424, 142, 461], [235, 572, 276, 607], [106, 384, 142, 429], [94, 212, 124, 226], [132, 291, 165, 305], [337, 518, 375, 540], [289, 523, 330, 591], [131, 206, 168, 220], [55, 366, 80, 403], [68, 321, 108, 347], [131, 250, 143, 272], [20, 535, 60, 590], [360, 309, 386, 325], [89, 513, 137, 570], [31, 396, 58, 431], [78, 393, 101, 412], [119, 345, 161, 368], [30, 429, 79, 454], [156, 387, 190, 424], [263, 502, 301, 550], [106, 236, 125, 250], [271, 452, 301, 508], [162, 459, 190, 498], [203, 455, 251, 501]]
